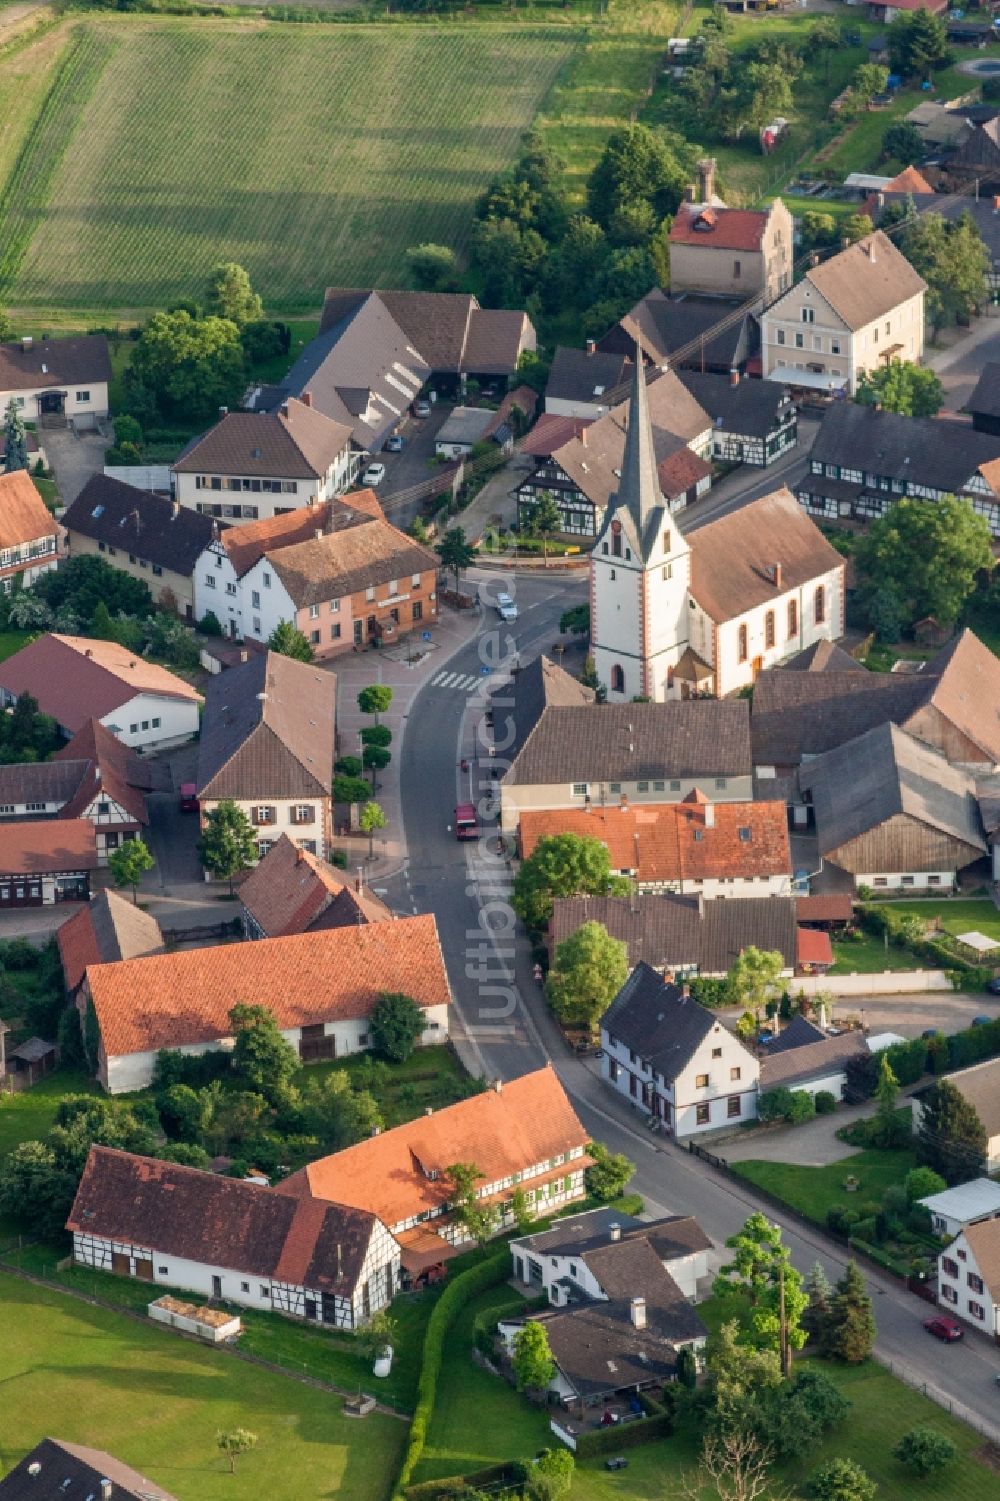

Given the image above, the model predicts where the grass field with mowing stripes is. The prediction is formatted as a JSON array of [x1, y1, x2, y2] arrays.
[[3, 17, 575, 312]]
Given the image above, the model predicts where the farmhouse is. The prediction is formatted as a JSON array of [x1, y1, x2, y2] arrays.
[[0, 820, 97, 907], [57, 889, 164, 999], [0, 633, 201, 750], [82, 913, 451, 1092], [51, 718, 153, 863], [518, 793, 792, 898], [0, 333, 110, 428], [68, 1145, 399, 1330], [668, 189, 793, 302], [761, 232, 926, 395], [0, 470, 60, 595], [549, 892, 799, 977], [500, 699, 753, 835], [798, 721, 987, 892], [799, 402, 1000, 534], [238, 834, 393, 939], [282, 1065, 589, 1280], [0, 1439, 179, 1501], [196, 650, 336, 859], [590, 367, 845, 702], [62, 475, 219, 620], [678, 371, 797, 468], [516, 367, 712, 538], [601, 963, 759, 1135], [499, 1207, 709, 1410], [172, 398, 355, 524]]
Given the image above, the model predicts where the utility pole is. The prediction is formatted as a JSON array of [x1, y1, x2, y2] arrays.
[[779, 1260, 791, 1379]]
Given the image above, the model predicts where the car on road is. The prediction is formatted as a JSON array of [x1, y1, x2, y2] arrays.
[[362, 462, 386, 487], [412, 399, 431, 418], [923, 1315, 963, 1342], [972, 1014, 993, 1027], [179, 782, 198, 814], [384, 434, 404, 453], [495, 592, 518, 622], [986, 977, 1000, 995]]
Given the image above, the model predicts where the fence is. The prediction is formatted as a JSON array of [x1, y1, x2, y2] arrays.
[[795, 970, 953, 997], [874, 1354, 1000, 1448]]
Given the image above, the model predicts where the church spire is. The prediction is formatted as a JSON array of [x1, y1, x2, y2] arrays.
[[616, 352, 663, 544]]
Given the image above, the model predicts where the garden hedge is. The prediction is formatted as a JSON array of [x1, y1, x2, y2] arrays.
[[394, 1248, 510, 1497], [405, 1462, 519, 1501], [573, 1410, 673, 1457]]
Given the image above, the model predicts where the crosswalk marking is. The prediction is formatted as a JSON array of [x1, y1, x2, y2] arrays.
[[430, 670, 484, 693]]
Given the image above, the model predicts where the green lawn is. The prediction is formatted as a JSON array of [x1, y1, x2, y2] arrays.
[[730, 1146, 918, 1226], [0, 1069, 98, 1164], [294, 1043, 477, 1130], [0, 629, 32, 662], [0, 1271, 405, 1500], [873, 899, 1000, 947], [830, 933, 924, 974]]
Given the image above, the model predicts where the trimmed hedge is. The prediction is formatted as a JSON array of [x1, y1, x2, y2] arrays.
[[405, 1462, 518, 1501], [573, 1410, 673, 1457], [394, 1248, 510, 1497]]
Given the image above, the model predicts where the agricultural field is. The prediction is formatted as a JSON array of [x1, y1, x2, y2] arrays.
[[0, 16, 577, 314]]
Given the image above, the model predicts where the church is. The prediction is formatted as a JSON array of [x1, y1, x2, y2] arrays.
[[590, 364, 847, 702]]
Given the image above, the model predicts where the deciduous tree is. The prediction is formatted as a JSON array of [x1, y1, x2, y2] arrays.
[[132, 310, 245, 422], [714, 1212, 807, 1368], [216, 1430, 258, 1475], [512, 833, 615, 929], [359, 799, 387, 858], [512, 1320, 556, 1393], [357, 683, 393, 724], [369, 992, 426, 1063], [524, 492, 562, 561], [893, 1426, 957, 1477], [229, 1003, 300, 1104], [448, 1161, 499, 1246], [108, 837, 155, 903], [585, 1139, 635, 1201], [805, 1457, 876, 1501], [405, 243, 458, 292], [855, 494, 993, 633], [197, 799, 258, 894], [856, 361, 943, 417], [205, 262, 263, 326], [545, 920, 628, 1031], [267, 620, 314, 662], [726, 948, 784, 1023]]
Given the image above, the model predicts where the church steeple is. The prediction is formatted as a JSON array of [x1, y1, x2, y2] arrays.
[[615, 353, 664, 558]]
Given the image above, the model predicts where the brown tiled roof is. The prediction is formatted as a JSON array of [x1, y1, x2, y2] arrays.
[[669, 204, 770, 250], [0, 633, 201, 732], [318, 289, 533, 378], [922, 629, 1000, 764], [519, 414, 595, 457], [87, 914, 449, 1059], [0, 333, 110, 393], [962, 1218, 1000, 1291], [759, 1029, 867, 1089], [690, 486, 845, 623], [658, 445, 712, 499], [507, 700, 751, 786], [796, 926, 833, 967], [238, 833, 392, 937], [266, 515, 437, 608], [519, 795, 790, 885], [218, 494, 383, 578], [801, 231, 926, 331], [57, 889, 163, 995], [887, 165, 935, 194], [0, 1438, 179, 1501], [463, 308, 533, 375], [937, 1057, 1000, 1138], [66, 1146, 379, 1298], [550, 892, 798, 974], [490, 654, 595, 760], [173, 399, 351, 478], [0, 470, 57, 550], [795, 893, 854, 923], [0, 758, 88, 807], [54, 718, 149, 826], [196, 650, 336, 800], [62, 475, 218, 577], [284, 1064, 588, 1228], [0, 819, 97, 876], [377, 290, 476, 373]]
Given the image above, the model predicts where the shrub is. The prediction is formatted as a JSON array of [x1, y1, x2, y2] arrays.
[[815, 1090, 837, 1115], [893, 1426, 957, 1477], [758, 1086, 794, 1122], [806, 1457, 877, 1501], [788, 1090, 816, 1124], [688, 975, 730, 1007], [826, 1205, 859, 1238]]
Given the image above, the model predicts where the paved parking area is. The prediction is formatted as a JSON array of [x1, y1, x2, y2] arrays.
[[43, 426, 108, 506], [378, 402, 455, 529]]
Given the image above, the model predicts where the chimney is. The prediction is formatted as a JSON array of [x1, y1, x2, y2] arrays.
[[239, 649, 248, 663], [211, 519, 219, 540], [355, 869, 363, 894], [867, 239, 875, 263], [729, 367, 739, 388], [27, 1465, 41, 1478], [586, 338, 596, 356], [697, 156, 716, 203], [100, 1482, 112, 1501], [315, 528, 323, 541], [370, 1125, 380, 1137], [630, 1297, 646, 1329], [773, 561, 782, 590], [219, 406, 228, 418], [94, 765, 101, 784], [609, 1222, 621, 1242], [171, 499, 180, 519], [301, 391, 313, 408], [84, 648, 93, 658], [840, 236, 850, 250], [425, 1106, 434, 1116], [705, 802, 715, 829], [295, 847, 305, 865], [280, 402, 289, 418], [809, 251, 820, 268], [493, 1078, 503, 1094]]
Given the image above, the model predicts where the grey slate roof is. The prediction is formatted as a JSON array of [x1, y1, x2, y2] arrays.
[[490, 655, 594, 759], [514, 1206, 711, 1263], [506, 700, 751, 786], [798, 721, 986, 858], [0, 334, 111, 394], [762, 1014, 825, 1055], [782, 640, 865, 673], [751, 669, 927, 766], [678, 371, 792, 440], [0, 1439, 178, 1501], [550, 892, 798, 975], [523, 1291, 702, 1397], [546, 346, 631, 406], [760, 1029, 868, 1090], [602, 962, 750, 1080], [807, 402, 1000, 494], [0, 759, 89, 807], [602, 288, 757, 371], [62, 474, 219, 577], [317, 288, 533, 378], [967, 363, 1000, 422]]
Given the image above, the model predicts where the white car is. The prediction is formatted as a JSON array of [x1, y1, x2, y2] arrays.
[[495, 592, 518, 623], [362, 462, 386, 487]]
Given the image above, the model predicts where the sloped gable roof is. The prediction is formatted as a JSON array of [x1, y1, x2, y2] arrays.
[[601, 962, 753, 1080], [0, 333, 110, 392], [54, 718, 150, 825], [798, 232, 926, 331], [62, 475, 217, 575], [0, 1439, 178, 1501], [0, 470, 57, 550], [265, 515, 437, 608], [57, 889, 163, 995], [172, 400, 351, 479], [0, 633, 201, 731], [237, 833, 393, 937]]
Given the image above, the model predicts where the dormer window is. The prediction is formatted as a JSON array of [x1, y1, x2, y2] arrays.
[[426, 1168, 439, 1181]]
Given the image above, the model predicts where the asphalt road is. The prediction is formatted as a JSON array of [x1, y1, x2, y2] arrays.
[[393, 563, 1000, 1445]]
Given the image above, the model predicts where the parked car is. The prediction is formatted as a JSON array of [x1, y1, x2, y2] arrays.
[[605, 1458, 628, 1471], [985, 977, 1000, 995], [384, 434, 404, 453], [412, 399, 431, 418], [362, 462, 386, 487], [972, 1015, 993, 1027], [179, 782, 198, 814], [923, 1315, 963, 1342], [495, 591, 518, 622]]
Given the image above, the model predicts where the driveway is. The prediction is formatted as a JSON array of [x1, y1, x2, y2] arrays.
[[379, 402, 456, 530], [715, 1097, 881, 1166], [928, 307, 1000, 415], [44, 427, 108, 507]]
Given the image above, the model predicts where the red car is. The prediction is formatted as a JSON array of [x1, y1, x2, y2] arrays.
[[179, 782, 199, 814], [923, 1315, 964, 1342]]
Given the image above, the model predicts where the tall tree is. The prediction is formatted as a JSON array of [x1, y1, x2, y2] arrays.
[[512, 1321, 555, 1393], [585, 1140, 635, 1201], [448, 1161, 498, 1246], [820, 1261, 876, 1364], [524, 492, 562, 562], [704, 1319, 783, 1434], [197, 799, 258, 894], [267, 620, 314, 662], [3, 398, 29, 472], [888, 9, 951, 78], [801, 1261, 834, 1345], [107, 837, 155, 904], [917, 1076, 987, 1183], [405, 243, 458, 292], [132, 310, 245, 422], [855, 494, 993, 633], [545, 921, 628, 1031], [369, 992, 425, 1063], [357, 683, 393, 724], [359, 799, 387, 858], [856, 361, 943, 418], [903, 211, 990, 329], [726, 948, 784, 1024], [512, 832, 616, 930], [714, 1212, 807, 1369], [436, 527, 476, 592], [229, 1003, 299, 1104], [587, 122, 692, 229], [205, 262, 263, 326]]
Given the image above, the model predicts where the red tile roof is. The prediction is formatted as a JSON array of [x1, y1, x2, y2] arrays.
[[237, 833, 393, 937], [219, 492, 385, 578], [0, 471, 57, 551], [54, 718, 149, 826], [669, 204, 771, 251], [0, 819, 97, 876], [518, 795, 791, 886], [56, 890, 163, 995], [657, 445, 712, 499], [519, 414, 595, 458], [796, 926, 834, 967], [0, 634, 201, 732], [283, 1065, 590, 1228], [87, 914, 450, 1059]]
